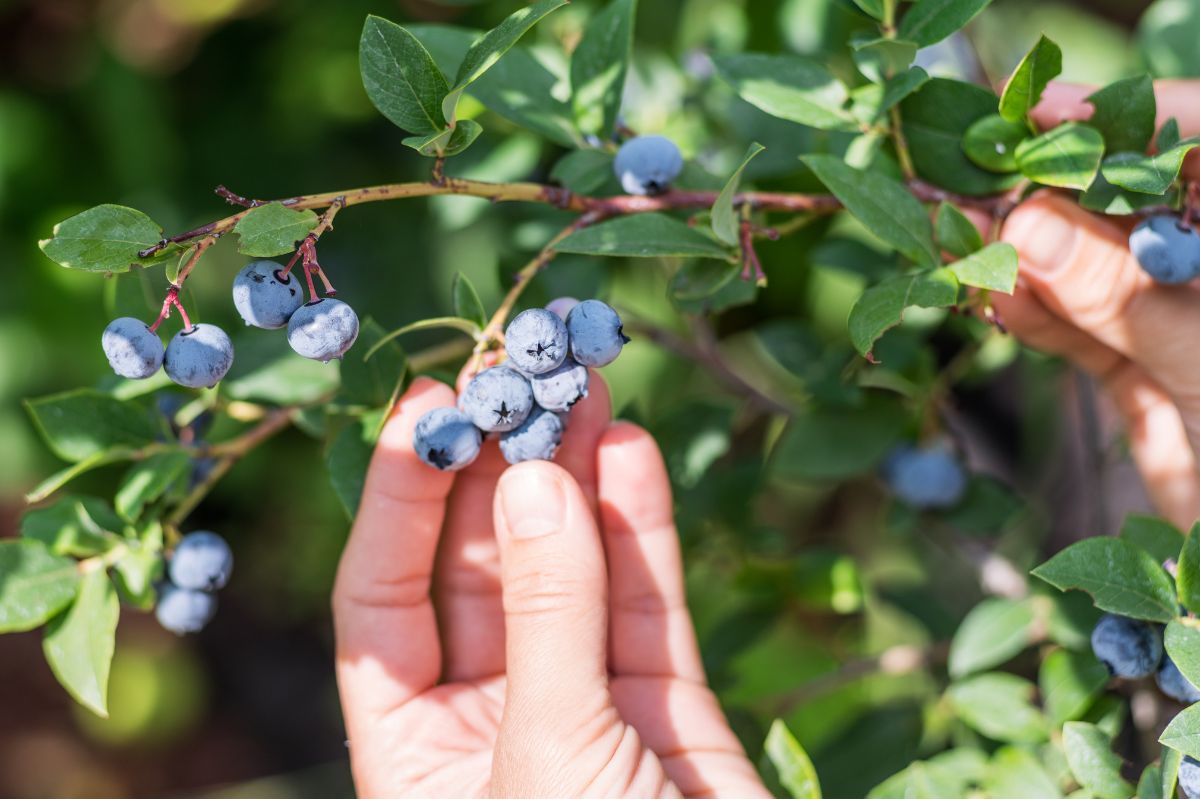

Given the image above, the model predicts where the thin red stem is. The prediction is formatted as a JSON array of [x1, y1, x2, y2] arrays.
[[173, 295, 193, 331], [302, 261, 320, 303]]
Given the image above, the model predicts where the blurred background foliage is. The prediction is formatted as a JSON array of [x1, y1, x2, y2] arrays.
[[2, 0, 1197, 796]]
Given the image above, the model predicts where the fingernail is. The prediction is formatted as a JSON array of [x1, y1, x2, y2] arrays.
[[501, 466, 565, 539], [1004, 204, 1078, 276]]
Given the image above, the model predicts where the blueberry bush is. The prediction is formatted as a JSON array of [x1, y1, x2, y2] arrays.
[[11, 0, 1200, 794]]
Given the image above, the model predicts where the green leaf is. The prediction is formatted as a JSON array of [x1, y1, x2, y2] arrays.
[[1138, 0, 1200, 79], [1162, 703, 1200, 759], [114, 451, 191, 522], [935, 202, 984, 257], [326, 416, 377, 520], [847, 269, 959, 359], [669, 260, 758, 313], [24, 452, 136, 505], [39, 205, 167, 274], [999, 36, 1062, 123], [771, 394, 908, 480], [401, 119, 483, 158], [712, 143, 765, 247], [1165, 620, 1200, 690], [359, 15, 448, 134], [948, 597, 1035, 678], [761, 719, 822, 799], [849, 0, 884, 20], [222, 334, 340, 405], [1139, 764, 1163, 799], [0, 540, 81, 633], [947, 242, 1019, 293], [551, 149, 615, 194], [1163, 746, 1182, 799], [1015, 122, 1106, 190], [962, 113, 1028, 173], [42, 569, 118, 717], [363, 317, 480, 364], [852, 37, 918, 83], [1081, 169, 1179, 215], [850, 68, 930, 125], [1087, 75, 1157, 154], [801, 154, 939, 267], [556, 214, 730, 259], [1101, 140, 1200, 195], [442, 0, 566, 126], [947, 672, 1047, 743], [1179, 523, 1200, 614], [898, 0, 994, 47], [984, 746, 1064, 799], [1064, 722, 1134, 799], [1039, 649, 1110, 725], [1121, 514, 1184, 564], [232, 203, 318, 257], [714, 54, 855, 131], [570, 0, 636, 137], [868, 760, 970, 799], [20, 497, 118, 557], [340, 318, 409, 408], [1159, 118, 1182, 152], [25, 389, 159, 463], [452, 272, 487, 329], [1031, 537, 1178, 622]]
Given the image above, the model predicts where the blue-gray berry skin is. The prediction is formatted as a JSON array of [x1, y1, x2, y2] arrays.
[[1182, 756, 1200, 799], [413, 407, 483, 471], [531, 358, 589, 412], [232, 260, 304, 329], [102, 317, 164, 379], [545, 296, 579, 321], [155, 584, 217, 635], [458, 366, 535, 433], [1157, 655, 1200, 703], [881, 445, 967, 509], [566, 300, 628, 368], [169, 531, 233, 591], [499, 407, 565, 464], [164, 323, 234, 388], [287, 298, 360, 362], [1090, 614, 1163, 678], [1130, 215, 1200, 284], [613, 135, 684, 196], [505, 308, 568, 375]]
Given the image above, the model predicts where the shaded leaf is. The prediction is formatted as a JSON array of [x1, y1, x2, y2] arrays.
[[1031, 537, 1178, 622], [999, 36, 1062, 123], [947, 672, 1047, 743], [0, 540, 81, 633], [401, 119, 483, 158], [946, 242, 1018, 293], [25, 390, 159, 463], [452, 272, 487, 329], [1039, 649, 1110, 725], [1064, 722, 1134, 799], [847, 269, 959, 359], [949, 597, 1035, 678], [1102, 141, 1200, 195], [1087, 75, 1157, 154], [360, 15, 448, 134], [712, 143, 765, 246], [935, 202, 984, 257], [1121, 514, 1184, 564], [42, 569, 119, 717], [761, 719, 822, 798], [714, 53, 856, 131], [570, 0, 636, 137], [557, 214, 730, 259], [232, 203, 318, 257], [114, 451, 191, 522], [898, 0, 994, 47]]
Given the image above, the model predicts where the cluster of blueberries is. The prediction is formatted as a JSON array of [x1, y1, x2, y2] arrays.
[[1091, 613, 1200, 796], [154, 530, 233, 634], [100, 259, 360, 388], [1130, 214, 1200, 285], [881, 444, 968, 510], [412, 299, 627, 471]]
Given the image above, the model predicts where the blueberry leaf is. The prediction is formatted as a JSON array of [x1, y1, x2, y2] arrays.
[[114, 451, 191, 522], [713, 54, 856, 131], [1082, 169, 1178, 215], [1015, 122, 1105, 190], [847, 270, 959, 359], [359, 15, 448, 135], [1165, 620, 1200, 691], [0, 540, 81, 633], [947, 672, 1047, 743], [20, 497, 118, 557], [949, 597, 1036, 678], [401, 119, 483, 158], [233, 203, 319, 258], [1063, 722, 1134, 799], [898, 0, 994, 47], [712, 142, 765, 247], [1087, 75, 1157, 154], [556, 214, 730, 259], [1177, 522, 1200, 613], [39, 205, 173, 274], [570, 0, 636, 138], [1038, 649, 1109, 725], [935, 202, 984, 257], [1101, 140, 1200, 195], [983, 747, 1062, 799], [341, 318, 409, 408], [452, 272, 487, 329], [962, 113, 1028, 173], [770, 394, 908, 480], [1030, 536, 1178, 622], [1159, 117, 1182, 151], [1120, 514, 1184, 563], [326, 414, 379, 520], [42, 569, 118, 718], [1163, 746, 1182, 799], [998, 36, 1062, 123], [852, 36, 917, 83], [1162, 704, 1200, 760], [760, 720, 822, 799], [551, 149, 615, 194], [946, 242, 1018, 293], [25, 390, 159, 463], [363, 317, 480, 364]]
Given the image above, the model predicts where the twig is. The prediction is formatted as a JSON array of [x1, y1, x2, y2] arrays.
[[774, 642, 949, 716]]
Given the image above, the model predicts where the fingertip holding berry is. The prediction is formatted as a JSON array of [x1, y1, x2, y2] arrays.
[[287, 298, 360, 362], [1157, 655, 1200, 703], [164, 323, 235, 388], [1129, 214, 1200, 284], [168, 531, 233, 591], [458, 366, 535, 433], [102, 317, 164, 379], [499, 407, 565, 464], [413, 407, 483, 471], [530, 358, 589, 412], [566, 300, 627, 368], [504, 308, 568, 375], [155, 583, 218, 635], [545, 296, 580, 320], [881, 444, 967, 509], [1090, 613, 1162, 678], [232, 259, 304, 329], [613, 135, 684, 196]]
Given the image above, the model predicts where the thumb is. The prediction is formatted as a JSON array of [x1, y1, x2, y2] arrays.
[[493, 461, 610, 718]]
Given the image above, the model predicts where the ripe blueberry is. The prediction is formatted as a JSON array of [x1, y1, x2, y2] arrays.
[[164, 323, 234, 388], [232, 260, 304, 329], [1129, 215, 1200, 284], [169, 530, 233, 591], [545, 296, 580, 321], [155, 583, 218, 635], [1090, 614, 1162, 678], [881, 445, 967, 509], [1157, 655, 1200, 703], [504, 308, 568, 375], [458, 366, 535, 433], [499, 407, 565, 464], [1182, 756, 1200, 799], [531, 358, 589, 412], [613, 135, 684, 196], [413, 407, 483, 471], [102, 317, 164, 379], [287, 298, 360, 362], [566, 300, 628, 368]]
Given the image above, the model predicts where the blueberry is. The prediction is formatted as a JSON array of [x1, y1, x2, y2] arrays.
[[531, 358, 589, 412], [232, 260, 304, 329], [102, 317, 164, 379], [881, 445, 967, 509], [169, 530, 233, 591], [1182, 756, 1200, 799], [499, 407, 565, 464], [413, 407, 482, 471], [189, 453, 217, 489], [164, 323, 234, 388], [1129, 215, 1200, 284], [545, 296, 580, 321], [458, 366, 535, 433], [287, 298, 360, 362], [1157, 655, 1200, 703], [155, 584, 217, 635], [504, 308, 568, 375], [566, 300, 628, 368], [613, 135, 684, 196], [1090, 614, 1163, 678]]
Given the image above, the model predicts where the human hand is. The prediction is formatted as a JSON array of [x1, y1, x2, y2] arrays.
[[332, 375, 771, 798], [997, 81, 1200, 528]]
